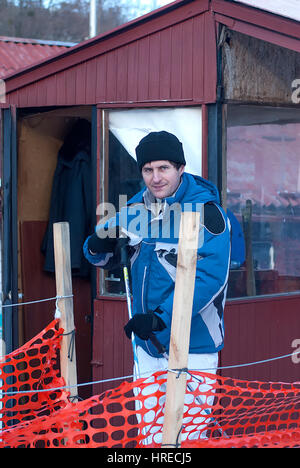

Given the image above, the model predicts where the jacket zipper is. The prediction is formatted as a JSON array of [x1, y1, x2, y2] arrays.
[[141, 265, 155, 356], [141, 266, 147, 315]]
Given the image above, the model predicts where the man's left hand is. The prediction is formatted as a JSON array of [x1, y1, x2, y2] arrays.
[[124, 311, 166, 340]]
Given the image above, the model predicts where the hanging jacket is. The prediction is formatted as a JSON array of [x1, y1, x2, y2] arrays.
[[84, 172, 231, 356], [41, 147, 93, 277]]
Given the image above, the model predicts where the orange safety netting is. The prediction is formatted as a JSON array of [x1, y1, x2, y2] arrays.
[[1, 321, 300, 448], [0, 319, 69, 431]]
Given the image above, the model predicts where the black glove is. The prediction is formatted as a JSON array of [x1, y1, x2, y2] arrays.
[[88, 232, 117, 254], [124, 310, 166, 340]]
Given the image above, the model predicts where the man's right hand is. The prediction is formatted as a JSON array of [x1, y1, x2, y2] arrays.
[[87, 232, 117, 254]]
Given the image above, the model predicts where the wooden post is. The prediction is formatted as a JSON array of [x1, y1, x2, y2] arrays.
[[53, 222, 78, 400], [162, 211, 200, 448]]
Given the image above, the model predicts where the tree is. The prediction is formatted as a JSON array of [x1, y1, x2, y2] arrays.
[[0, 0, 132, 42]]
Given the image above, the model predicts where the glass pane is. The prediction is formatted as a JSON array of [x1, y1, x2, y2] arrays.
[[102, 129, 143, 295], [226, 105, 300, 298], [100, 107, 202, 295]]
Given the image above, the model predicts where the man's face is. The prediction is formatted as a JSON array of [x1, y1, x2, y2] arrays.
[[141, 160, 185, 199]]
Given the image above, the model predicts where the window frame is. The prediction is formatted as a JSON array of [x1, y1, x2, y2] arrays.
[[97, 105, 204, 297], [225, 103, 300, 302]]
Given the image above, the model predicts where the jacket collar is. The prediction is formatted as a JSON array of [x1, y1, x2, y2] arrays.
[[127, 172, 220, 206]]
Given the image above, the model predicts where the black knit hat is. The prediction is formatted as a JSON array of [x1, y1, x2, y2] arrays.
[[135, 131, 186, 170]]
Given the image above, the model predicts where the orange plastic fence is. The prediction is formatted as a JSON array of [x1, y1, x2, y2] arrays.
[[0, 319, 69, 431], [1, 321, 300, 448]]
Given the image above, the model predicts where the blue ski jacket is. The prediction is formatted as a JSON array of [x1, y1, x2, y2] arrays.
[[84, 172, 231, 357]]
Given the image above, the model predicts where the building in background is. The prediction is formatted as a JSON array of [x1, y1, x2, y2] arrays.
[[0, 36, 75, 79]]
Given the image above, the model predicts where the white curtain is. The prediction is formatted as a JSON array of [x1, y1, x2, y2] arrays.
[[108, 107, 202, 176]]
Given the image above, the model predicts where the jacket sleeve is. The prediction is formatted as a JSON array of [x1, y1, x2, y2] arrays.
[[157, 213, 231, 330]]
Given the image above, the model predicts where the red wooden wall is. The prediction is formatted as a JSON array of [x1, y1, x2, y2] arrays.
[[92, 294, 300, 393], [20, 221, 93, 400], [221, 295, 300, 383], [92, 297, 133, 395]]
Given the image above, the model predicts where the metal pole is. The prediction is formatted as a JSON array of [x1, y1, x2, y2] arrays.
[[89, 0, 97, 38], [123, 264, 141, 379]]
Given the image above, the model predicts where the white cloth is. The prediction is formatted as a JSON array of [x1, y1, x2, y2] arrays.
[[134, 345, 218, 379]]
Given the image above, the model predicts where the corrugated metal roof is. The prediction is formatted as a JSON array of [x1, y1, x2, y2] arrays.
[[0, 36, 75, 79]]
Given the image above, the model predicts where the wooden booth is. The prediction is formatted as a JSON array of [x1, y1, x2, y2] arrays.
[[1, 0, 300, 398]]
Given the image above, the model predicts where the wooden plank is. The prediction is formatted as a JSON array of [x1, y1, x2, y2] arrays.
[[159, 27, 172, 99], [181, 19, 193, 99], [116, 46, 128, 101], [162, 211, 200, 448], [56, 72, 66, 105], [106, 50, 117, 102], [170, 23, 183, 100], [75, 62, 87, 104], [53, 222, 78, 400], [203, 12, 217, 103], [148, 32, 161, 100], [192, 15, 205, 101], [65, 67, 76, 105], [127, 42, 139, 102], [86, 58, 97, 104], [95, 55, 107, 104], [46, 74, 57, 106], [137, 36, 150, 101]]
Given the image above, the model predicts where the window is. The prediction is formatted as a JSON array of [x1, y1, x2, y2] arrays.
[[99, 107, 202, 295], [226, 105, 300, 298]]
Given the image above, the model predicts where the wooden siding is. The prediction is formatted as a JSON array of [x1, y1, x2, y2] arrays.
[[20, 221, 93, 400], [221, 295, 300, 383], [92, 294, 300, 388], [6, 11, 217, 107], [92, 297, 134, 395]]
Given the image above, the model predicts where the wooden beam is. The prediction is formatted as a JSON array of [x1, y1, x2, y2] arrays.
[[53, 222, 78, 400], [162, 210, 200, 448]]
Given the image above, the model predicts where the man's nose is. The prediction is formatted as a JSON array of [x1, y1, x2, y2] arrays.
[[152, 170, 161, 182]]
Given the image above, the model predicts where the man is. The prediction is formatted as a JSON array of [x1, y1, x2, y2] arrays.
[[84, 130, 231, 379]]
